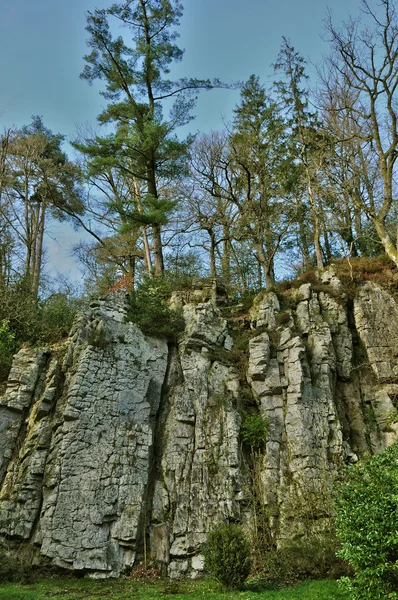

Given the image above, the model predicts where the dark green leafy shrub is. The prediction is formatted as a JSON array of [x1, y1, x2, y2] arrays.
[[240, 414, 269, 451], [336, 442, 398, 600], [203, 523, 252, 589], [126, 277, 185, 341]]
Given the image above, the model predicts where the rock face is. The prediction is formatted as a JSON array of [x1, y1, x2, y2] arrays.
[[1, 273, 398, 577]]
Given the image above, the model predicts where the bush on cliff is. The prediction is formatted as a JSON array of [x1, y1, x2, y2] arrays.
[[203, 523, 252, 589], [0, 319, 16, 381], [125, 276, 185, 341], [335, 442, 398, 600]]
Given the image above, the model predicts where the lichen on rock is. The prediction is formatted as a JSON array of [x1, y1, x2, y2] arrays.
[[0, 276, 397, 577]]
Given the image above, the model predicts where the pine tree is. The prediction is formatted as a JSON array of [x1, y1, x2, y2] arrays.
[[230, 75, 291, 287], [77, 0, 216, 276]]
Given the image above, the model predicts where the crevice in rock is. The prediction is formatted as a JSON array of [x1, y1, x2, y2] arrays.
[[29, 357, 69, 544], [135, 341, 177, 573]]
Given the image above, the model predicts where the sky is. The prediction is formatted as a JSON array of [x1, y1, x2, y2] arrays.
[[0, 0, 362, 287]]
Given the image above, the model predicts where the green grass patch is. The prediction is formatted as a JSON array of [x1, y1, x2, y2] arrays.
[[0, 577, 348, 600]]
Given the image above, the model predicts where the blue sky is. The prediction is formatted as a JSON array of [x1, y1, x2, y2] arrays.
[[0, 0, 361, 285]]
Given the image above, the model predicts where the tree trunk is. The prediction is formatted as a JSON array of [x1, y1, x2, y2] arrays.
[[255, 243, 274, 288], [148, 159, 164, 276], [133, 177, 153, 276], [128, 254, 136, 291], [32, 201, 47, 299], [221, 225, 231, 285], [152, 224, 164, 276], [32, 201, 46, 299], [297, 198, 312, 271], [207, 228, 217, 280], [305, 167, 323, 269], [257, 261, 262, 290], [142, 226, 152, 276], [374, 218, 398, 266]]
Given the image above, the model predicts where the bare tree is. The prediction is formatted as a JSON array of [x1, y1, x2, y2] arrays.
[[325, 0, 398, 264]]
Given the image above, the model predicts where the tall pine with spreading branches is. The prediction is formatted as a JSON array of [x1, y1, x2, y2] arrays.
[[77, 0, 217, 276]]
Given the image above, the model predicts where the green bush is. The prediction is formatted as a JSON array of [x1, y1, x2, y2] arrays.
[[126, 276, 185, 341], [240, 414, 269, 451], [335, 442, 398, 600], [38, 293, 81, 343], [258, 535, 351, 585], [0, 319, 17, 381], [0, 278, 40, 345], [203, 523, 252, 589]]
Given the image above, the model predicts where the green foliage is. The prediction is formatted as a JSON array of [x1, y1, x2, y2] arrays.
[[240, 414, 269, 451], [386, 408, 398, 426], [126, 276, 185, 341], [0, 277, 40, 344], [203, 523, 252, 589], [77, 1, 218, 276], [259, 535, 351, 585], [0, 278, 81, 377], [38, 294, 82, 344], [335, 442, 398, 600], [276, 310, 291, 326], [0, 319, 16, 381]]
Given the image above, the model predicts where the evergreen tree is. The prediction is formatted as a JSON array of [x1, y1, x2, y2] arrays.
[[274, 39, 329, 269], [0, 117, 83, 298], [230, 75, 291, 287], [77, 0, 217, 277]]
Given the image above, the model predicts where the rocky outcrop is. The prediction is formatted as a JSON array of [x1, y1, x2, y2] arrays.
[[1, 273, 398, 577]]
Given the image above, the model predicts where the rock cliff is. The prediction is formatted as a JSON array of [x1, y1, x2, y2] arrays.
[[1, 270, 398, 578]]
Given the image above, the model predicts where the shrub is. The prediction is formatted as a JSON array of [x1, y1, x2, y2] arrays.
[[276, 310, 291, 326], [38, 293, 81, 343], [258, 534, 351, 584], [0, 539, 37, 583], [240, 414, 269, 452], [0, 319, 16, 381], [126, 276, 185, 341], [203, 523, 252, 589], [335, 442, 398, 600]]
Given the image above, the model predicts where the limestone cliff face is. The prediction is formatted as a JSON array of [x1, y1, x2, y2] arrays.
[[1, 272, 398, 578]]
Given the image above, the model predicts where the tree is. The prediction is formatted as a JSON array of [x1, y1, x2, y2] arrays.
[[77, 0, 219, 277], [229, 75, 293, 287], [318, 78, 383, 257], [186, 132, 237, 284], [274, 39, 331, 270], [325, 0, 398, 266], [76, 148, 153, 284], [0, 117, 83, 298]]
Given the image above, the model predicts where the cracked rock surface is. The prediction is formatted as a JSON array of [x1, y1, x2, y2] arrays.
[[1, 276, 398, 577]]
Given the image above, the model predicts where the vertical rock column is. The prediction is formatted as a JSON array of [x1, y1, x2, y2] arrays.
[[248, 288, 346, 540], [37, 297, 169, 575], [151, 302, 250, 578]]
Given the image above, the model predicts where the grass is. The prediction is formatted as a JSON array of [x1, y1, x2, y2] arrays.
[[0, 577, 349, 600]]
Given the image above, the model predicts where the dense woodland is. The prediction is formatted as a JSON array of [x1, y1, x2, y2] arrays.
[[1, 0, 398, 361]]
